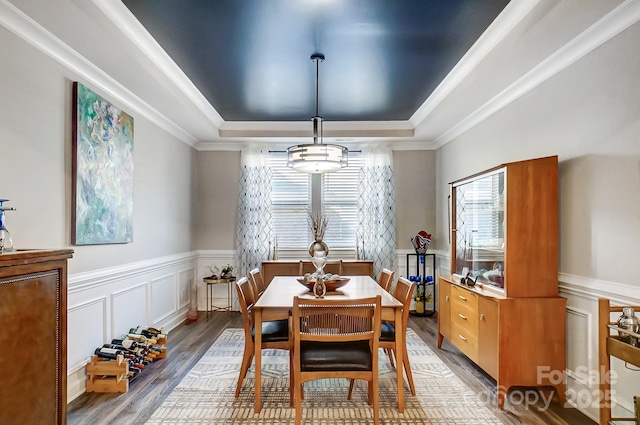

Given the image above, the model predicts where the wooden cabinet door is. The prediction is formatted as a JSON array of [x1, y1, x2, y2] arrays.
[[0, 250, 72, 425], [437, 278, 451, 347], [478, 296, 499, 379]]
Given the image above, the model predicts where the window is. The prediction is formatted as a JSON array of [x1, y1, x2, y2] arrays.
[[456, 170, 504, 250], [270, 154, 311, 249], [269, 152, 362, 250]]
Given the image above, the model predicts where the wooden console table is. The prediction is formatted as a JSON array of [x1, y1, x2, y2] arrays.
[[261, 260, 373, 285]]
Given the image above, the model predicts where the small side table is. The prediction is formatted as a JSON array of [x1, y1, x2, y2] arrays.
[[203, 277, 235, 319]]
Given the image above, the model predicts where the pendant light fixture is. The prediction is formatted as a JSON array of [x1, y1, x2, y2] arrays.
[[287, 53, 348, 173]]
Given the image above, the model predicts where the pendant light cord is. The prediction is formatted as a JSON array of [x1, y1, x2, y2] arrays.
[[315, 56, 320, 117], [310, 53, 324, 145]]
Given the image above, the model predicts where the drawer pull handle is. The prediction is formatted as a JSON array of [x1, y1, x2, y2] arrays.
[[458, 313, 467, 320], [480, 314, 485, 321], [458, 334, 467, 341], [445, 295, 449, 302], [458, 295, 467, 301]]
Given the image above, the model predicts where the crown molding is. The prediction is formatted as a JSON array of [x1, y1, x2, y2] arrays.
[[195, 139, 436, 152], [389, 140, 439, 151], [219, 120, 414, 139], [409, 0, 540, 127], [0, 0, 198, 147], [90, 0, 224, 129], [434, 0, 640, 147], [196, 142, 246, 152]]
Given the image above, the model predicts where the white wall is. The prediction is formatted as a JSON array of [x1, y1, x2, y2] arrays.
[[435, 20, 640, 421], [0, 19, 197, 401]]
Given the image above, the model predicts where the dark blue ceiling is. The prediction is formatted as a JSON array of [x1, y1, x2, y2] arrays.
[[123, 0, 510, 122]]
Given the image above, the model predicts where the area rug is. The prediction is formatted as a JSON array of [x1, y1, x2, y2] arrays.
[[144, 328, 502, 424]]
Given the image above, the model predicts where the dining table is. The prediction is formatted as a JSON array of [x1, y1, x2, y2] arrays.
[[253, 275, 406, 413]]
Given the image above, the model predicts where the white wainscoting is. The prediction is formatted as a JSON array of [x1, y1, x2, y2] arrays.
[[435, 250, 640, 422], [560, 273, 640, 422], [67, 251, 197, 402], [68, 249, 640, 422]]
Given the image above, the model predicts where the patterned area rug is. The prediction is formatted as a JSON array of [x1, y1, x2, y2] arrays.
[[145, 328, 502, 424]]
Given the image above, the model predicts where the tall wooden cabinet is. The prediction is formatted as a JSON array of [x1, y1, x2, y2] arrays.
[[0, 249, 73, 425], [438, 156, 566, 408]]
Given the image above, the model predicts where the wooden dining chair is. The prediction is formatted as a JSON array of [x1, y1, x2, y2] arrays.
[[234, 277, 291, 399], [376, 268, 394, 292], [348, 276, 416, 399], [248, 268, 268, 299], [292, 295, 382, 425], [298, 259, 343, 275]]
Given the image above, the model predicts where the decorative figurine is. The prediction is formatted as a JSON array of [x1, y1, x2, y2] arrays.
[[0, 199, 16, 253]]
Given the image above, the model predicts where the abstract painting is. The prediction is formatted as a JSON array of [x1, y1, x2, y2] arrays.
[[72, 82, 134, 245]]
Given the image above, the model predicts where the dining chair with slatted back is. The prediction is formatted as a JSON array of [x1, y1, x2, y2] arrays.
[[292, 295, 382, 425], [298, 260, 343, 276], [377, 268, 394, 292], [348, 276, 416, 399], [248, 268, 268, 298], [235, 277, 291, 399]]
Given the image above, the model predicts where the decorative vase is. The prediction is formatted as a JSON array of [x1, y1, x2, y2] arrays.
[[312, 250, 327, 274], [309, 239, 329, 257], [186, 278, 198, 322], [313, 277, 326, 298], [0, 199, 16, 253]]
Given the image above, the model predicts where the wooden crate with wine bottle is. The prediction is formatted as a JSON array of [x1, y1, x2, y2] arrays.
[[86, 354, 129, 393], [85, 326, 167, 393]]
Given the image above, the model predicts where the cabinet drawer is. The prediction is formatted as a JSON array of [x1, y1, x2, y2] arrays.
[[451, 321, 478, 361], [451, 285, 478, 311], [451, 307, 478, 331]]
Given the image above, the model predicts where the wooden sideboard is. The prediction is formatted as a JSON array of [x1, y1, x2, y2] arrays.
[[0, 249, 73, 425], [440, 156, 566, 408], [261, 260, 373, 285], [438, 276, 566, 408]]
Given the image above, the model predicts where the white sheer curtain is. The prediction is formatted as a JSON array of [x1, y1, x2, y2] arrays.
[[235, 149, 273, 278], [357, 149, 397, 278]]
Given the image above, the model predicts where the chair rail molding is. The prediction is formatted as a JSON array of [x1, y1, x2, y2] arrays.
[[69, 251, 198, 293], [559, 272, 640, 306]]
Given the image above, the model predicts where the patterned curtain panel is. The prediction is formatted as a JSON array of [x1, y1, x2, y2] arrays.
[[357, 150, 397, 278], [235, 150, 273, 278]]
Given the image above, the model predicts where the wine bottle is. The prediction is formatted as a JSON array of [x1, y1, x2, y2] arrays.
[[103, 343, 135, 356], [129, 360, 144, 370], [126, 334, 157, 344], [94, 347, 123, 360], [141, 328, 167, 340], [111, 338, 139, 351], [111, 338, 138, 350]]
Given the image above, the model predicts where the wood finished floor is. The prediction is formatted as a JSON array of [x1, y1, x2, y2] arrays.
[[67, 312, 596, 425]]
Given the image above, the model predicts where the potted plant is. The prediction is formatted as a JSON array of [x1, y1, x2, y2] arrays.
[[221, 264, 234, 280], [414, 284, 433, 314]]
